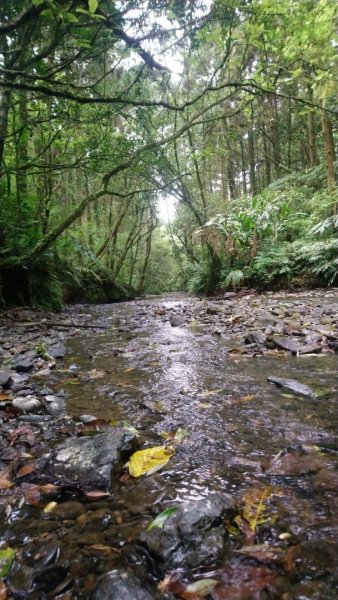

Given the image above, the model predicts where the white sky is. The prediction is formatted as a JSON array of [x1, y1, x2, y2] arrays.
[[157, 194, 177, 223]]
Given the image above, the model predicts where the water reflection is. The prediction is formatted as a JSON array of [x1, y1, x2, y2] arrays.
[[64, 297, 338, 544]]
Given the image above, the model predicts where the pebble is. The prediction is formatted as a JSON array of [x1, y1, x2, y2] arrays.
[[12, 395, 42, 412]]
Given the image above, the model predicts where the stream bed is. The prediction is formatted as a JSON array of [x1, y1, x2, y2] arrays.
[[1, 291, 338, 599]]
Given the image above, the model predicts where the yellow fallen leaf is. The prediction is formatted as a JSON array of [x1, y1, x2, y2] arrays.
[[128, 446, 174, 478], [43, 501, 57, 514], [241, 394, 257, 402]]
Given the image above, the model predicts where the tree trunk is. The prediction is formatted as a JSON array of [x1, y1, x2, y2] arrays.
[[137, 223, 153, 294], [270, 95, 281, 180], [321, 109, 336, 193], [248, 129, 256, 195]]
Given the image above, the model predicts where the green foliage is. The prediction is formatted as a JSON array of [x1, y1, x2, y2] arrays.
[[222, 269, 245, 289], [296, 239, 338, 285], [187, 260, 216, 295], [250, 243, 297, 286]]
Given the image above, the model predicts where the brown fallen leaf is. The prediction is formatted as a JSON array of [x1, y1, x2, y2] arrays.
[[235, 544, 285, 564], [0, 479, 12, 490], [284, 545, 301, 573], [84, 490, 110, 501], [0, 580, 8, 600], [16, 464, 35, 478], [22, 483, 41, 506]]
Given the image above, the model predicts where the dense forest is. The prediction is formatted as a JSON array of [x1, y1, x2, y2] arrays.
[[0, 0, 337, 308]]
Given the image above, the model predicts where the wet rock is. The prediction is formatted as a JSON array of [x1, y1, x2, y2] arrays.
[[48, 342, 66, 359], [321, 303, 338, 315], [268, 447, 324, 476], [12, 395, 42, 412], [23, 542, 60, 567], [256, 310, 283, 326], [79, 414, 99, 423], [47, 501, 85, 521], [244, 331, 266, 346], [44, 394, 65, 415], [11, 352, 36, 372], [18, 414, 51, 422], [140, 492, 235, 570], [297, 344, 323, 355], [9, 372, 31, 392], [267, 376, 316, 398], [0, 369, 13, 388], [170, 315, 185, 327], [51, 430, 135, 489], [270, 336, 300, 353], [32, 367, 51, 378], [32, 564, 70, 594], [77, 508, 112, 528], [289, 541, 338, 581], [206, 304, 223, 315], [94, 569, 155, 600]]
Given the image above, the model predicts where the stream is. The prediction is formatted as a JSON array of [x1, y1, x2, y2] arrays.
[[1, 291, 338, 599]]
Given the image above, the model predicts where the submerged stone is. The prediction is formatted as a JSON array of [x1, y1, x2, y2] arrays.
[[94, 569, 155, 600], [267, 376, 316, 398], [140, 492, 235, 570]]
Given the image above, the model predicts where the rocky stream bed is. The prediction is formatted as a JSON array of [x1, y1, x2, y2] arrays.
[[1, 290, 338, 599]]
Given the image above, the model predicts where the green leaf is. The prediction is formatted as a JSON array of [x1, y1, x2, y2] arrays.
[[65, 12, 79, 23], [0, 548, 16, 577], [32, 0, 45, 5], [76, 7, 90, 14], [147, 507, 178, 531], [88, 0, 98, 14]]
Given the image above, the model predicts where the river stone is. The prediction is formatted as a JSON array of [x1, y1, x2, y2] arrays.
[[11, 352, 36, 373], [48, 342, 66, 359], [244, 331, 266, 346], [267, 376, 316, 398], [12, 395, 42, 412], [44, 394, 65, 415], [0, 369, 13, 388], [140, 492, 235, 570], [206, 304, 223, 315], [170, 315, 185, 327], [47, 501, 85, 521], [94, 569, 155, 600], [51, 430, 134, 489], [270, 336, 299, 353]]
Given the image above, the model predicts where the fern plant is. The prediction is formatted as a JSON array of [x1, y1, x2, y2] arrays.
[[296, 239, 338, 285]]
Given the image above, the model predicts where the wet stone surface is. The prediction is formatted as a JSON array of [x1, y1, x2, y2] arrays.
[[1, 290, 338, 598]]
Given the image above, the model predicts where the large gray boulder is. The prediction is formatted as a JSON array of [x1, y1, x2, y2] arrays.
[[94, 569, 155, 600], [51, 430, 134, 489], [140, 492, 235, 570]]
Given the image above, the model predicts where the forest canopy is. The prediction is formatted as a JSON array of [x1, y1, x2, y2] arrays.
[[0, 0, 337, 307]]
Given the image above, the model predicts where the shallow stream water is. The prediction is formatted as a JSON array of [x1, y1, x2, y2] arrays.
[[2, 293, 338, 599], [60, 294, 338, 597]]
